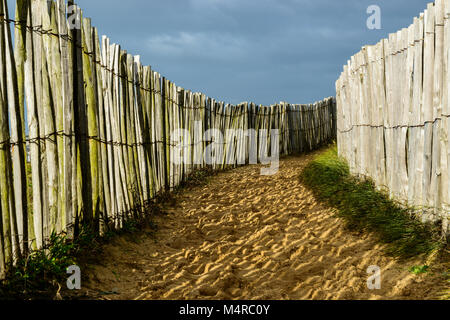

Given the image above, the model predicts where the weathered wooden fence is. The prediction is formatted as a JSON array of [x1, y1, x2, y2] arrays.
[[0, 0, 336, 276], [336, 0, 450, 236]]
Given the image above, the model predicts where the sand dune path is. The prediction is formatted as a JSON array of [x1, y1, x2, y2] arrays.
[[79, 151, 446, 300]]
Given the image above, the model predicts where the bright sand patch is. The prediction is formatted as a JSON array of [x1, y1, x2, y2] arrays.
[[79, 151, 447, 300]]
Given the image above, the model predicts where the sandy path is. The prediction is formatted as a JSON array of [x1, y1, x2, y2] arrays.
[[79, 151, 447, 300]]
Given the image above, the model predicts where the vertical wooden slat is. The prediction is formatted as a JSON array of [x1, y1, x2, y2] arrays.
[[0, 0, 17, 274], [442, 0, 450, 234], [13, 0, 29, 255], [143, 66, 154, 199], [57, 0, 75, 237], [118, 49, 132, 222], [41, 0, 59, 238], [81, 17, 100, 230], [93, 28, 109, 231], [25, 0, 43, 250], [125, 53, 141, 209], [398, 27, 409, 202], [154, 72, 165, 192], [432, 0, 445, 221], [72, 6, 89, 235], [3, 0, 24, 259], [111, 43, 126, 228], [48, 1, 65, 234], [149, 68, 159, 196], [423, 4, 435, 221], [410, 15, 425, 209], [101, 36, 117, 226]]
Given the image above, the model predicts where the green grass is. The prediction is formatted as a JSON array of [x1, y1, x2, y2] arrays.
[[300, 146, 444, 259], [0, 231, 83, 299], [409, 265, 430, 275]]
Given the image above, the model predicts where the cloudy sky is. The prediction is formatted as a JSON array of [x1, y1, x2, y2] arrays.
[[11, 0, 432, 105]]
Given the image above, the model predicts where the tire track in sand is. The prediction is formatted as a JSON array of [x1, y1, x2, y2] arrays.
[[80, 150, 447, 300]]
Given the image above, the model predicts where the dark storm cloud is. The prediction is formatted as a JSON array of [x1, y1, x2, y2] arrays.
[[8, 0, 432, 105]]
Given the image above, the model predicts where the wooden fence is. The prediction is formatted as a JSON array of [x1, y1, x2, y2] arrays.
[[336, 0, 450, 236], [0, 0, 336, 276]]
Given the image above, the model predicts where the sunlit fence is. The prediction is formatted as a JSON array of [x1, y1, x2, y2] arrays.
[[0, 0, 336, 276], [336, 0, 449, 236]]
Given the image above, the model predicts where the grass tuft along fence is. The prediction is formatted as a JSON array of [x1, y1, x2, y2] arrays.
[[0, 0, 336, 277], [336, 0, 450, 237]]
